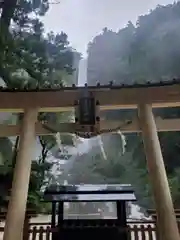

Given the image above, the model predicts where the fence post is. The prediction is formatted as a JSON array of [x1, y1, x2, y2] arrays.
[[23, 215, 30, 240], [147, 225, 154, 240], [39, 226, 44, 240]]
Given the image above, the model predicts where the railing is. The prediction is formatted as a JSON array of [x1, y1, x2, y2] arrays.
[[28, 224, 157, 240], [0, 222, 157, 240], [129, 224, 156, 240]]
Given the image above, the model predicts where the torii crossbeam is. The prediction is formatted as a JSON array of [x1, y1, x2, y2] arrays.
[[1, 117, 180, 137], [0, 81, 180, 112]]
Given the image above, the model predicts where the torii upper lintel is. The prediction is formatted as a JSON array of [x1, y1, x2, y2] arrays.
[[0, 81, 180, 112]]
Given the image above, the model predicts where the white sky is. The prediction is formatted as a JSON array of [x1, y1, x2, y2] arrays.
[[43, 0, 174, 55]]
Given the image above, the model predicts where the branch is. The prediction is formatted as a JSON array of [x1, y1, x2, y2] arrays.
[[14, 49, 43, 86], [39, 136, 49, 163]]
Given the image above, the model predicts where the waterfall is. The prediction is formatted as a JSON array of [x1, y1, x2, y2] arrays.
[[78, 58, 87, 86]]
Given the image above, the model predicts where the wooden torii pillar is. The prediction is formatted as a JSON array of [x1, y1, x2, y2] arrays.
[[3, 108, 38, 240], [138, 104, 180, 240]]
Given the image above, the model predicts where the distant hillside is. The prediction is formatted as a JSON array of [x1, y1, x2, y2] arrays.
[[87, 2, 180, 85], [84, 1, 180, 209]]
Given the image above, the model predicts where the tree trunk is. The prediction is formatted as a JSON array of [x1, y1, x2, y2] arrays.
[[0, 0, 17, 84], [0, 0, 17, 31]]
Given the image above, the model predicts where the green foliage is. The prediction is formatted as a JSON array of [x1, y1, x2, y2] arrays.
[[86, 1, 180, 209], [0, 0, 80, 212]]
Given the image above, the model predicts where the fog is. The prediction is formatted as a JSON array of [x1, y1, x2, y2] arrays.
[[43, 0, 174, 54]]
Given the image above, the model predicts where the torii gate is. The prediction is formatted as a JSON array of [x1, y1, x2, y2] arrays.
[[2, 81, 180, 240]]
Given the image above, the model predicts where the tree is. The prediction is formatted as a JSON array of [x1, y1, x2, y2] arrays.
[[0, 0, 81, 211], [86, 1, 180, 209]]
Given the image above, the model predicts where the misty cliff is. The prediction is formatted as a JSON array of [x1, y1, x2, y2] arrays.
[[85, 1, 180, 208]]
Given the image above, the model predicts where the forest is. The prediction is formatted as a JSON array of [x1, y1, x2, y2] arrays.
[[84, 1, 180, 210], [0, 0, 81, 213], [1, 0, 180, 215]]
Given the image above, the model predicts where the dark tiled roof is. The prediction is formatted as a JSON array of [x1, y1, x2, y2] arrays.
[[45, 184, 133, 193], [44, 184, 136, 202], [0, 79, 179, 92]]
